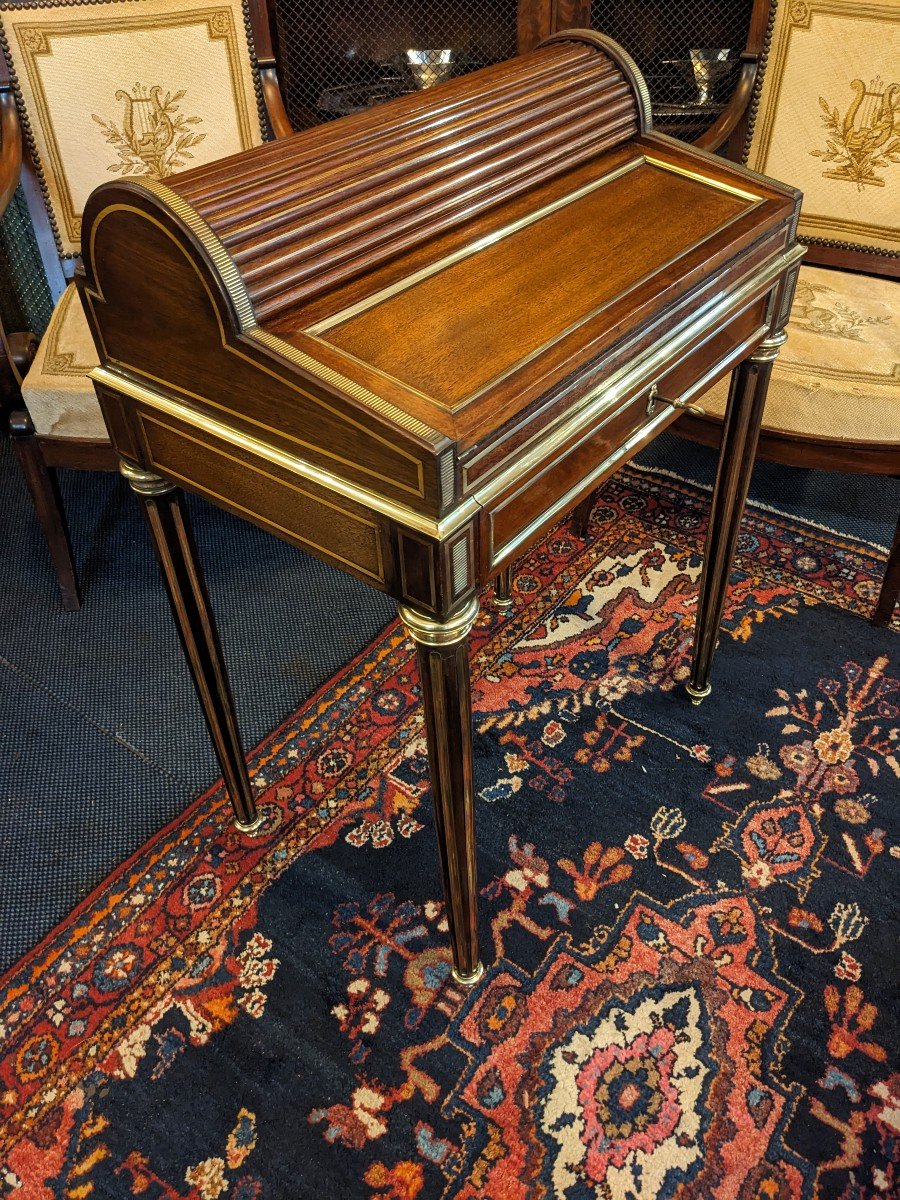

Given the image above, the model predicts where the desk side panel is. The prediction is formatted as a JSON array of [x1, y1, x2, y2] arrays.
[[81, 201, 446, 515]]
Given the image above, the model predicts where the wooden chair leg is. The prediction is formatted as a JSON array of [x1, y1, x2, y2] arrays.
[[9, 408, 82, 611], [873, 510, 900, 627]]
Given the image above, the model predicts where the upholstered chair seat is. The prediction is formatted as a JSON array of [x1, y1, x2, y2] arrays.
[[19, 285, 103, 440], [701, 266, 900, 444]]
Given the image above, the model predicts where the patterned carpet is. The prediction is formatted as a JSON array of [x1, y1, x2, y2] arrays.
[[1, 467, 897, 1198]]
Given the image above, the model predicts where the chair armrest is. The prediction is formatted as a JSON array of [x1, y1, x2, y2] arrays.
[[695, 55, 758, 158], [259, 61, 292, 140], [0, 82, 23, 218]]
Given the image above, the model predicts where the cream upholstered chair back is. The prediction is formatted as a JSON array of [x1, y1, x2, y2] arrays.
[[743, 0, 899, 258], [0, 0, 267, 264]]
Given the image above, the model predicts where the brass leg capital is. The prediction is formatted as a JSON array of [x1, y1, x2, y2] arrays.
[[398, 595, 479, 647], [750, 329, 787, 363], [120, 460, 175, 497]]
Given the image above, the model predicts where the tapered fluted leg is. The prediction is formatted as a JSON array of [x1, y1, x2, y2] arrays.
[[572, 493, 595, 539], [493, 565, 513, 612], [399, 597, 482, 985], [687, 331, 786, 704], [121, 462, 260, 831]]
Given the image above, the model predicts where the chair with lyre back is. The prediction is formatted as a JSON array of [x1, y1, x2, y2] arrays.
[[0, 0, 291, 609], [675, 0, 899, 625]]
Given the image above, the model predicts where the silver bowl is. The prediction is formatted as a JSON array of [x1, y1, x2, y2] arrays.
[[405, 49, 458, 90]]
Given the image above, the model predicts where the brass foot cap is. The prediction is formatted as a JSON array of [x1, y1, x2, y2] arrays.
[[493, 596, 513, 614], [234, 812, 265, 834], [685, 681, 712, 707], [451, 961, 485, 988]]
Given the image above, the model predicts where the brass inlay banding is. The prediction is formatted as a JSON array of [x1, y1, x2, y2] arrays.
[[91, 365, 480, 541], [139, 411, 387, 584], [643, 155, 762, 203]]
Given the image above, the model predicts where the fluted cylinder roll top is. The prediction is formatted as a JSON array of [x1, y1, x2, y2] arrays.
[[162, 35, 647, 323]]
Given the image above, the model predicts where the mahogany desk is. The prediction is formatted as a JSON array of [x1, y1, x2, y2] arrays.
[[80, 32, 803, 985]]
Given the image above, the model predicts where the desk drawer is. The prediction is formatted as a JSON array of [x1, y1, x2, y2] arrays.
[[479, 290, 773, 570]]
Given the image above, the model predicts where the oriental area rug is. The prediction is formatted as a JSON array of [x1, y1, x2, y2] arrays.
[[2, 466, 897, 1200]]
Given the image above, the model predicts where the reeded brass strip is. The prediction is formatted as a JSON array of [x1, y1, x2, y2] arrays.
[[91, 365, 480, 541], [305, 157, 643, 336], [139, 178, 257, 331], [251, 329, 440, 444]]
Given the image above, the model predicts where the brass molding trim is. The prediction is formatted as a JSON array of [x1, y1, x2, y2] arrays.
[[119, 459, 174, 497], [539, 30, 653, 133], [138, 178, 257, 332], [305, 158, 642, 338], [398, 595, 479, 647], [466, 244, 805, 498], [643, 155, 762, 203], [751, 329, 788, 361], [92, 365, 480, 541]]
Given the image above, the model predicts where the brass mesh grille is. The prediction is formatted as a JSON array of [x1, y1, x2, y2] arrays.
[[271, 0, 519, 128], [271, 1, 756, 143], [590, 1, 755, 143], [0, 186, 53, 337]]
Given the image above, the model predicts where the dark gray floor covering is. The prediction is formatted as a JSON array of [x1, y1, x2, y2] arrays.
[[1, 429, 896, 971]]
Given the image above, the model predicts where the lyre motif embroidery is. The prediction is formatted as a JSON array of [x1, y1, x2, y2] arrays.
[[811, 77, 900, 189], [92, 84, 207, 178]]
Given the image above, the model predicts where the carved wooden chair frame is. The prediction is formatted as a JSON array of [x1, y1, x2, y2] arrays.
[[0, 0, 291, 609]]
